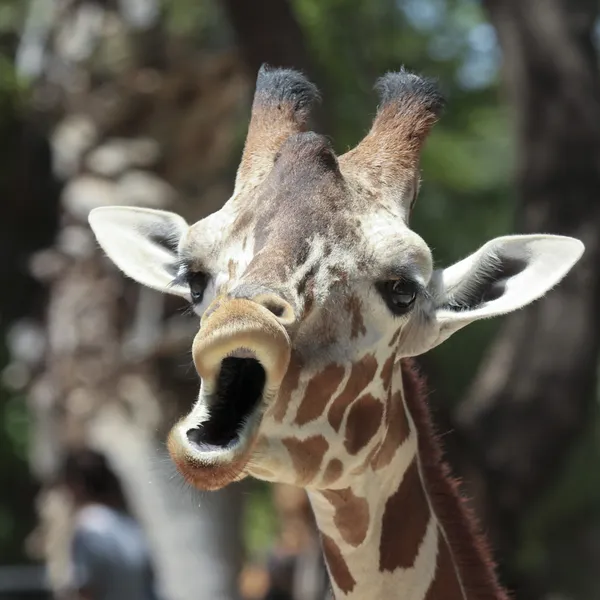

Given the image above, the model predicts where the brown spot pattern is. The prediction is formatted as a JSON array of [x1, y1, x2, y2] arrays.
[[389, 327, 401, 347], [379, 459, 430, 572], [230, 210, 253, 237], [322, 459, 344, 487], [345, 295, 366, 339], [327, 265, 348, 284], [282, 435, 329, 486], [227, 259, 237, 280], [344, 394, 384, 455], [321, 488, 370, 547], [302, 277, 315, 317], [424, 537, 465, 600], [380, 353, 395, 391], [373, 390, 410, 471], [315, 314, 338, 348], [321, 534, 356, 594], [328, 354, 377, 432], [297, 266, 316, 318], [295, 364, 345, 426], [272, 353, 303, 423]]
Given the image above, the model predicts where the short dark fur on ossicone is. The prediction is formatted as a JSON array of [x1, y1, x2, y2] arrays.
[[375, 67, 445, 116], [235, 65, 322, 192], [338, 66, 444, 201], [254, 64, 320, 119]]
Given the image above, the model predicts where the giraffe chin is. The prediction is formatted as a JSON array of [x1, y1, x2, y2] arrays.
[[166, 406, 263, 491], [166, 427, 253, 491]]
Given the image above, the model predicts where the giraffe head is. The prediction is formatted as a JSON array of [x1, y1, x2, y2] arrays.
[[89, 66, 583, 492]]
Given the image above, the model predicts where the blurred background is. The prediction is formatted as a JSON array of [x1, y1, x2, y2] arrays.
[[0, 0, 599, 599]]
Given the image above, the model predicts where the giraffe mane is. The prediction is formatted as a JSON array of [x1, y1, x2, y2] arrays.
[[401, 359, 511, 600]]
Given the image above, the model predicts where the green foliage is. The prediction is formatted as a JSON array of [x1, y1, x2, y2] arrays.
[[164, 0, 232, 49], [516, 409, 600, 598], [0, 314, 35, 563], [0, 0, 35, 562], [3, 393, 29, 461], [244, 480, 279, 560], [0, 363, 34, 563]]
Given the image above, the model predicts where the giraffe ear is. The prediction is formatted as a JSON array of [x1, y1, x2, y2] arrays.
[[428, 234, 584, 347], [89, 206, 190, 298]]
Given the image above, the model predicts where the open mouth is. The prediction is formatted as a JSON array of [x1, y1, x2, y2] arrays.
[[186, 356, 266, 453]]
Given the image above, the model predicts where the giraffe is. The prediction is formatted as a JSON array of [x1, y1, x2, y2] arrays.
[[88, 65, 584, 599]]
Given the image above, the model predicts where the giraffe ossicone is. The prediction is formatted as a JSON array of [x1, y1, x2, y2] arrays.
[[89, 65, 584, 599]]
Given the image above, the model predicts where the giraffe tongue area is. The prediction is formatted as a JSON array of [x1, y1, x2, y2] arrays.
[[186, 356, 266, 452]]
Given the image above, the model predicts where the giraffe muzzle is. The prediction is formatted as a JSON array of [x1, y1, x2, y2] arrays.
[[167, 297, 292, 490]]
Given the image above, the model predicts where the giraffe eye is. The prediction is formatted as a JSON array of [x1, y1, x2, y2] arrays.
[[188, 272, 209, 304], [390, 280, 417, 307], [377, 279, 418, 315]]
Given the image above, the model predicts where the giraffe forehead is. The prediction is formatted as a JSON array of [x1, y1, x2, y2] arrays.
[[229, 136, 366, 259], [222, 197, 366, 290]]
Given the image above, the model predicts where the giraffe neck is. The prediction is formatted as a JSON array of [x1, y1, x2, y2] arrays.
[[307, 359, 509, 600]]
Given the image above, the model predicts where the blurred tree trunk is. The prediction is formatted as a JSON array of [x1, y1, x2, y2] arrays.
[[8, 1, 249, 598], [222, 0, 313, 77], [455, 0, 600, 596]]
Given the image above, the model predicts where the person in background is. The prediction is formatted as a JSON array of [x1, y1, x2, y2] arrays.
[[60, 448, 160, 600]]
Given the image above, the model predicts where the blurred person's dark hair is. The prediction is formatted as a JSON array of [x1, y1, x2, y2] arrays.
[[60, 448, 128, 512]]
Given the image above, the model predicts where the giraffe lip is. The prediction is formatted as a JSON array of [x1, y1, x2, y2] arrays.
[[187, 356, 266, 453]]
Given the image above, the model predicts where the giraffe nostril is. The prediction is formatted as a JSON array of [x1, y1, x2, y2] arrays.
[[253, 293, 296, 325], [227, 285, 296, 325], [263, 301, 285, 318]]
